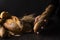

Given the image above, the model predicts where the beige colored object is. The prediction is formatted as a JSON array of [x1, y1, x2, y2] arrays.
[[21, 14, 35, 22], [0, 27, 5, 37], [3, 16, 23, 35], [0, 11, 8, 18], [33, 4, 54, 32], [0, 11, 9, 23]]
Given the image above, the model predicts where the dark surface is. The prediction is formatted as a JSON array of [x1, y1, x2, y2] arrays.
[[0, 32, 60, 40], [0, 0, 59, 17], [0, 0, 60, 40]]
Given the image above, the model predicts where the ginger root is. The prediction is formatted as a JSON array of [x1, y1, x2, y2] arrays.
[[33, 4, 54, 32]]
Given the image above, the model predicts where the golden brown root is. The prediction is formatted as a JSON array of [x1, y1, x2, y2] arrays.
[[33, 4, 54, 33], [0, 27, 5, 38]]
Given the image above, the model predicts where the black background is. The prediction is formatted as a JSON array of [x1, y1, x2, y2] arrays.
[[0, 0, 60, 40], [0, 0, 59, 17]]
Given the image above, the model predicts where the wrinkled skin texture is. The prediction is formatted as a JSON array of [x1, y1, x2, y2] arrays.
[[0, 4, 53, 37], [3, 16, 23, 35], [1, 11, 48, 36]]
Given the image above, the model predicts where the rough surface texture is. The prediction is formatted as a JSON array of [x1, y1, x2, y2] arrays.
[[0, 0, 60, 40], [0, 20, 60, 40]]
